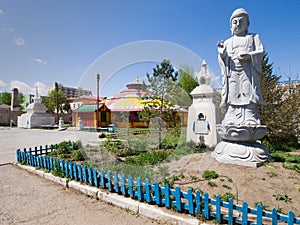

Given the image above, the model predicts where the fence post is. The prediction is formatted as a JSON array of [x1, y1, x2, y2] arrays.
[[69, 161, 73, 179], [242, 202, 248, 225], [35, 147, 37, 156], [136, 177, 142, 201], [195, 190, 201, 215], [113, 172, 119, 193], [64, 161, 69, 177], [203, 192, 210, 219], [228, 198, 234, 225], [120, 174, 126, 196], [93, 168, 99, 187], [78, 164, 82, 181], [154, 182, 161, 205], [44, 145, 47, 155], [187, 188, 194, 215], [128, 175, 134, 198], [175, 186, 182, 212], [271, 208, 278, 225], [288, 210, 295, 225], [107, 170, 112, 191], [82, 165, 87, 183], [164, 183, 170, 208], [88, 166, 93, 185], [256, 204, 263, 225], [73, 163, 77, 180], [144, 178, 151, 203], [216, 195, 221, 223], [16, 150, 20, 162], [100, 169, 105, 188]]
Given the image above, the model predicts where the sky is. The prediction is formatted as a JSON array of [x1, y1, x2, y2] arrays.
[[1, 0, 300, 97]]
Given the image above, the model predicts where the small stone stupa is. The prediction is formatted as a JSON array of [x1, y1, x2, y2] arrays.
[[18, 87, 55, 128], [186, 61, 221, 147]]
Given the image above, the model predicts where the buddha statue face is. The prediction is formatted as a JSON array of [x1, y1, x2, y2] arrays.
[[231, 15, 249, 36]]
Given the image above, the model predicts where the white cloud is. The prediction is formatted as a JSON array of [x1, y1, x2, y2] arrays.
[[33, 58, 47, 65], [0, 8, 4, 15], [0, 80, 7, 87], [9, 80, 48, 96], [14, 37, 25, 46]]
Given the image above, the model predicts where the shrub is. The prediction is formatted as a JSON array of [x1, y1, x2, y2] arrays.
[[72, 150, 85, 161], [218, 192, 235, 202], [57, 141, 71, 155], [202, 170, 219, 180], [99, 133, 106, 138]]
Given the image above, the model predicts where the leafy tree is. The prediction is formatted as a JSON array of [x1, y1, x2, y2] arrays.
[[259, 53, 300, 147], [0, 92, 12, 105], [42, 89, 67, 113], [141, 59, 179, 149], [178, 66, 198, 95], [0, 91, 25, 111]]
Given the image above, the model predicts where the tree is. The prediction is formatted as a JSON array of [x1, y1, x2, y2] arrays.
[[0, 92, 12, 105], [259, 53, 300, 146], [0, 91, 25, 111], [141, 59, 179, 149], [178, 66, 198, 95], [42, 89, 67, 113]]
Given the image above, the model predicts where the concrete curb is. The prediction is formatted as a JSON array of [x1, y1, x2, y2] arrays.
[[16, 163, 201, 225]]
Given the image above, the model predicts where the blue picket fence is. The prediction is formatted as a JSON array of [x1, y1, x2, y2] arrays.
[[16, 144, 300, 225]]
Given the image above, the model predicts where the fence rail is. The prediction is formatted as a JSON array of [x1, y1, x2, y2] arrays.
[[16, 144, 300, 225]]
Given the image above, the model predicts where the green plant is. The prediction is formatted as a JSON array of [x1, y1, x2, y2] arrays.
[[190, 175, 198, 181], [254, 201, 270, 211], [20, 160, 26, 165], [222, 184, 232, 190], [208, 181, 217, 187], [298, 187, 300, 192], [35, 166, 41, 170], [273, 193, 292, 203], [267, 171, 278, 177], [99, 133, 106, 138], [227, 178, 233, 183], [72, 150, 85, 161], [202, 170, 219, 180], [52, 161, 64, 178], [282, 162, 300, 172], [218, 192, 235, 202], [57, 141, 71, 155]]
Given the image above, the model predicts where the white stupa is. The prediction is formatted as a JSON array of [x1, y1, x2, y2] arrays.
[[18, 88, 55, 128]]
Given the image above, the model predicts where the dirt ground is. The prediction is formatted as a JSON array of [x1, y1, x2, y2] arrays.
[[1, 127, 299, 223], [169, 153, 300, 217], [0, 164, 162, 225], [0, 127, 163, 225]]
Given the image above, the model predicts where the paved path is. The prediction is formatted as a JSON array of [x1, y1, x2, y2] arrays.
[[0, 127, 160, 225]]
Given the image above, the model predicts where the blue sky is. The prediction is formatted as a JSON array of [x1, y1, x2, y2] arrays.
[[1, 0, 300, 97]]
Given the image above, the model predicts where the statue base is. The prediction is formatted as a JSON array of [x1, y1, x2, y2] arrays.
[[212, 140, 272, 167], [212, 124, 271, 167]]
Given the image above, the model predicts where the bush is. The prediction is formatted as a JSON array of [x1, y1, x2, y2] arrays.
[[202, 170, 219, 180], [57, 141, 71, 155], [72, 150, 85, 161], [99, 133, 106, 138]]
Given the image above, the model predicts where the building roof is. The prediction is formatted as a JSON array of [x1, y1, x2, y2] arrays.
[[106, 76, 147, 112], [74, 104, 103, 112]]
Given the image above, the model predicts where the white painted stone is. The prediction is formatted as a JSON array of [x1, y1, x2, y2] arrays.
[[43, 172, 67, 186], [68, 181, 98, 198], [139, 204, 199, 225], [99, 191, 139, 213]]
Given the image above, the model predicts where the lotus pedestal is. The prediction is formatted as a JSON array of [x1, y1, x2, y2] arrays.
[[211, 125, 271, 167]]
